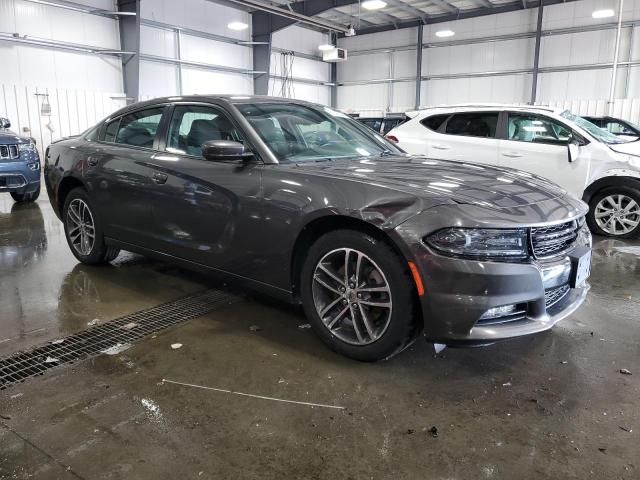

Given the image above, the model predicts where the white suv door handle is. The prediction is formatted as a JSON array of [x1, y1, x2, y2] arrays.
[[502, 152, 523, 158], [432, 144, 451, 150]]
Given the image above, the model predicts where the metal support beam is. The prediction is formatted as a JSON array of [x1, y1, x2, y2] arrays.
[[118, 0, 140, 103], [330, 33, 338, 107], [24, 0, 135, 19], [415, 24, 423, 109], [176, 30, 183, 95], [609, 0, 624, 113], [529, 0, 543, 104], [252, 12, 273, 95]]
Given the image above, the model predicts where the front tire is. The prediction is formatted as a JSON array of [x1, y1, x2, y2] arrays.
[[587, 186, 640, 239], [300, 229, 419, 362], [11, 185, 40, 203], [62, 187, 120, 264]]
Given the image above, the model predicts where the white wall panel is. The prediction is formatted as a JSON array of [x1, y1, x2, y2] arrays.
[[181, 68, 252, 95], [273, 26, 329, 56], [339, 53, 391, 82], [0, 84, 126, 156], [421, 74, 532, 106], [337, 84, 388, 112], [140, 0, 251, 42], [339, 27, 418, 51], [140, 25, 176, 58], [393, 50, 417, 78], [139, 61, 179, 98], [391, 82, 416, 112], [180, 35, 251, 70], [269, 79, 330, 105]]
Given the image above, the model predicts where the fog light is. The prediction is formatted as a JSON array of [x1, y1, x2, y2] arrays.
[[28, 162, 40, 171], [479, 304, 517, 320]]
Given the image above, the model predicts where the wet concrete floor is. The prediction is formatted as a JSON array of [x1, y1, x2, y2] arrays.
[[1, 195, 639, 479]]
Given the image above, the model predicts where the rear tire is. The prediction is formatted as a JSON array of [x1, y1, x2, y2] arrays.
[[11, 185, 40, 203], [62, 187, 120, 264], [587, 186, 640, 239], [300, 229, 418, 362]]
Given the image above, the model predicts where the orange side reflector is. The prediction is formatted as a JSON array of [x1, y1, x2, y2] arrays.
[[408, 261, 425, 297]]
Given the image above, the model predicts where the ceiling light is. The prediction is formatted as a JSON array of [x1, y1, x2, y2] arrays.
[[318, 44, 335, 51], [362, 0, 387, 10], [592, 9, 615, 18], [435, 29, 455, 38], [228, 21, 249, 31]]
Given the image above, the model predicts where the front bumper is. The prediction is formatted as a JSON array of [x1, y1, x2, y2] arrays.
[[394, 201, 592, 345], [0, 153, 41, 193]]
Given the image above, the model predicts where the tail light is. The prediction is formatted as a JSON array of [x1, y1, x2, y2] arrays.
[[385, 134, 399, 143]]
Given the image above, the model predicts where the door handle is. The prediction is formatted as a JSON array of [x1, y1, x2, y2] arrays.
[[502, 152, 523, 158], [152, 172, 168, 185], [432, 144, 450, 150]]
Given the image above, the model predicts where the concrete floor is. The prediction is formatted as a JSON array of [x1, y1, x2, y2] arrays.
[[0, 195, 639, 480]]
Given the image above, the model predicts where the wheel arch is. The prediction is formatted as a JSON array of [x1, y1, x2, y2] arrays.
[[583, 175, 640, 204], [57, 176, 86, 214], [289, 214, 423, 331]]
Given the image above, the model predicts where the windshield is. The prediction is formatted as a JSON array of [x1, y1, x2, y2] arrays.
[[235, 102, 403, 162], [560, 110, 628, 144]]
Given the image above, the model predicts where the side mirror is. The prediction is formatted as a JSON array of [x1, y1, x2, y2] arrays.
[[0, 117, 10, 129], [568, 142, 579, 163], [201, 140, 254, 162]]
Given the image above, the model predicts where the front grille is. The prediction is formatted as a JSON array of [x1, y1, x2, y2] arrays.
[[0, 144, 19, 160], [0, 289, 238, 390], [530, 219, 580, 259], [545, 284, 570, 309]]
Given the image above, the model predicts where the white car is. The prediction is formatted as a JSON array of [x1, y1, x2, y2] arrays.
[[387, 105, 640, 238]]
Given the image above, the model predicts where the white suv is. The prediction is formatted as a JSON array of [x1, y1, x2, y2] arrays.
[[388, 105, 640, 238]]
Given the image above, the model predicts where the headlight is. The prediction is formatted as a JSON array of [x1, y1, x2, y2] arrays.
[[425, 228, 529, 260], [19, 141, 36, 153]]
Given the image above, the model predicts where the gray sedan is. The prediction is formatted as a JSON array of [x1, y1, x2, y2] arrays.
[[44, 96, 592, 361]]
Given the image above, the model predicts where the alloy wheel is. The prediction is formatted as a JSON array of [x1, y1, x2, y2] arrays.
[[594, 194, 640, 236], [311, 248, 393, 346], [66, 199, 96, 256]]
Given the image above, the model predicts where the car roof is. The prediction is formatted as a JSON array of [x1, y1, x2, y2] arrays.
[[108, 95, 322, 120], [407, 104, 563, 118]]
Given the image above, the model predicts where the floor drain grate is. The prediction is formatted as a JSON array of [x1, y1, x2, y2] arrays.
[[0, 289, 238, 390]]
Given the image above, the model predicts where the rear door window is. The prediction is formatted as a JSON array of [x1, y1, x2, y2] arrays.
[[420, 114, 449, 132], [115, 107, 165, 148], [444, 113, 498, 138]]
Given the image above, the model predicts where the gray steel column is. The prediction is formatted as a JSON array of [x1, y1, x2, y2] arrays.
[[176, 30, 183, 95], [529, 0, 543, 105], [118, 0, 140, 103], [609, 0, 625, 112], [252, 12, 273, 95], [415, 23, 423, 109], [330, 33, 337, 107]]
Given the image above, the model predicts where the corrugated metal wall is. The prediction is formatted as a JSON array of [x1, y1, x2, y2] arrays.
[[337, 0, 640, 119]]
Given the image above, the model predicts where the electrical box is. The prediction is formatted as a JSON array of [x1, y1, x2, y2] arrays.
[[323, 48, 347, 63]]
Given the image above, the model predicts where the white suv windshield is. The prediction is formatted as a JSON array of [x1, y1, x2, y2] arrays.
[[235, 103, 402, 162], [560, 110, 627, 144]]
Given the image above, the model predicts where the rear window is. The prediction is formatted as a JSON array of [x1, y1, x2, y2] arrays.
[[445, 112, 499, 138], [420, 114, 449, 132]]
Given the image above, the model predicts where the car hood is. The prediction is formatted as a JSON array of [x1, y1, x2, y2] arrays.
[[0, 129, 30, 145], [609, 140, 640, 156], [292, 155, 569, 209]]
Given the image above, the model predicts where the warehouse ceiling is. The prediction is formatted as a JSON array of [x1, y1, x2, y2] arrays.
[[262, 0, 580, 34]]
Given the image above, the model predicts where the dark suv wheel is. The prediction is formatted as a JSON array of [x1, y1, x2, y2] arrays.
[[587, 186, 640, 239], [300, 229, 419, 362], [62, 187, 120, 264], [11, 185, 40, 203]]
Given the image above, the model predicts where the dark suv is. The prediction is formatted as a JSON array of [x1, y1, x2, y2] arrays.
[[0, 117, 41, 202]]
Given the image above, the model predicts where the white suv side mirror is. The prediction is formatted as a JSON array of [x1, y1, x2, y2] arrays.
[[568, 142, 579, 163]]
